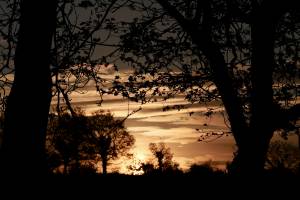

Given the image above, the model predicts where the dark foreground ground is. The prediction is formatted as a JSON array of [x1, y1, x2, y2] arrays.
[[0, 173, 298, 199]]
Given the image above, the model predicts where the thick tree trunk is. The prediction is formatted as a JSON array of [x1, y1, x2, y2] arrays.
[[242, 0, 294, 175], [0, 0, 57, 176], [228, 0, 298, 175], [246, 7, 275, 175]]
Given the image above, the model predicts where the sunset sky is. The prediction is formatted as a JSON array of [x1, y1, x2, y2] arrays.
[[58, 66, 237, 173], [55, 65, 299, 173]]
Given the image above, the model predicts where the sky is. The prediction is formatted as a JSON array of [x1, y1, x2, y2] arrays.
[[58, 65, 299, 174], [60, 69, 237, 173], [69, 93, 236, 173]]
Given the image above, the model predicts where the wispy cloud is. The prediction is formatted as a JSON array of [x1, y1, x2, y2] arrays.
[[51, 81, 235, 170]]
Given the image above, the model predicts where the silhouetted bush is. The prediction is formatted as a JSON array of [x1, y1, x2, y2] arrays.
[[187, 161, 226, 177]]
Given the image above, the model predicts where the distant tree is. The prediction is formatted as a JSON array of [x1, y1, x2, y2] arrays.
[[46, 107, 93, 175], [188, 161, 225, 176], [148, 142, 179, 173], [189, 162, 214, 176], [88, 110, 135, 175], [140, 162, 156, 175]]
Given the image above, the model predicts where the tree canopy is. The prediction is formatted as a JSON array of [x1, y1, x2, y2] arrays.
[[88, 110, 135, 174], [47, 109, 135, 175]]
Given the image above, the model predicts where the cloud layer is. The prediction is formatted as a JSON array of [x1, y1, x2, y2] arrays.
[[55, 91, 236, 172]]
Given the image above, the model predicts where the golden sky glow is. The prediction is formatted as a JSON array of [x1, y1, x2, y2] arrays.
[[60, 86, 236, 173]]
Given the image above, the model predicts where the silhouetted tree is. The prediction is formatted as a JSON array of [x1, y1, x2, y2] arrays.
[[113, 0, 300, 175], [0, 0, 58, 175], [149, 142, 172, 172], [148, 142, 180, 174], [0, 0, 133, 175], [46, 107, 93, 175], [189, 162, 214, 176], [88, 110, 135, 175], [141, 162, 156, 175]]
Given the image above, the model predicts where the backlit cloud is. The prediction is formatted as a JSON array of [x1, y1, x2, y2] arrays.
[[51, 77, 236, 171]]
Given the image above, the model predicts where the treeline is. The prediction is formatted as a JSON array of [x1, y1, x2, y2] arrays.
[[44, 108, 300, 177]]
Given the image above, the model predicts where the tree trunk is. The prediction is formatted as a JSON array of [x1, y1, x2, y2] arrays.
[[230, 0, 298, 175], [157, 0, 297, 176], [245, 12, 275, 175], [102, 157, 107, 175], [158, 156, 163, 173], [243, 0, 293, 175], [0, 0, 57, 176]]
